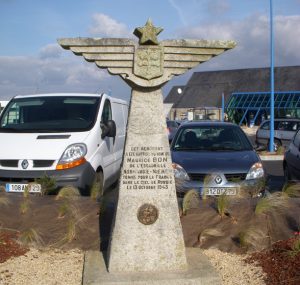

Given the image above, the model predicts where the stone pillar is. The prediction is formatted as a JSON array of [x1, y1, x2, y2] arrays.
[[108, 88, 187, 272], [58, 19, 236, 275]]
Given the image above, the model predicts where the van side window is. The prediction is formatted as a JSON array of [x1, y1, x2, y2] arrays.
[[101, 99, 112, 124], [293, 130, 300, 148]]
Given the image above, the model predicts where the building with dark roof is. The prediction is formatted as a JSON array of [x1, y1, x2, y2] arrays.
[[164, 66, 300, 124]]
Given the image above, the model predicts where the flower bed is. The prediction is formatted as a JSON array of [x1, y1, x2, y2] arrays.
[[245, 233, 300, 285]]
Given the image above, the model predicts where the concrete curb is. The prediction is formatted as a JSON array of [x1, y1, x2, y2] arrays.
[[82, 248, 221, 284], [259, 155, 284, 161]]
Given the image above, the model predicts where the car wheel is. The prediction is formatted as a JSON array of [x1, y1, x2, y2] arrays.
[[268, 139, 281, 152], [284, 164, 291, 183], [90, 171, 104, 200]]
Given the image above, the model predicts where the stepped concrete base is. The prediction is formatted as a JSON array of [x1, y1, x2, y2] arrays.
[[82, 248, 221, 285]]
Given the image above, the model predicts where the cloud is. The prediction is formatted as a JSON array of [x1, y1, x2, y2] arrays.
[[0, 44, 131, 101], [206, 0, 230, 16], [177, 14, 300, 70], [162, 14, 300, 98], [168, 0, 188, 26], [88, 13, 131, 37], [38, 44, 63, 59]]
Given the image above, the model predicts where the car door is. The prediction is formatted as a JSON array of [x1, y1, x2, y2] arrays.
[[276, 121, 297, 147], [286, 130, 300, 179], [100, 99, 115, 182]]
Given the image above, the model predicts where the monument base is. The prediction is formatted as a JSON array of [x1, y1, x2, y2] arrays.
[[82, 248, 221, 285]]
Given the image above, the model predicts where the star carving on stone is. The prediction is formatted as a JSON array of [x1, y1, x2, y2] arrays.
[[133, 19, 163, 45]]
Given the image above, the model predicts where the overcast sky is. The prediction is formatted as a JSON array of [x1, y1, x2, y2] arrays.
[[0, 0, 300, 101]]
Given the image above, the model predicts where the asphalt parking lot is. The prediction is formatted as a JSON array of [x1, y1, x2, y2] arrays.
[[245, 129, 285, 193], [263, 160, 284, 192]]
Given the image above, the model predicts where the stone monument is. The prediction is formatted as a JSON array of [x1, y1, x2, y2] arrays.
[[58, 19, 235, 283]]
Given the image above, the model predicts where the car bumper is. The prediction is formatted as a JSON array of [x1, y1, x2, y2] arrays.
[[175, 177, 266, 198], [0, 162, 96, 193]]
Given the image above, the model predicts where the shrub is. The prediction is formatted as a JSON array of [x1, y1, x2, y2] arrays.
[[35, 174, 57, 195], [18, 228, 44, 247], [56, 186, 80, 201], [182, 189, 200, 215], [216, 193, 230, 218]]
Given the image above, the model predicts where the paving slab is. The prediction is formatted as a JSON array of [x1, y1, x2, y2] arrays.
[[82, 248, 221, 285]]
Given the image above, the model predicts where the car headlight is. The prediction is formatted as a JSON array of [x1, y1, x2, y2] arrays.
[[56, 143, 87, 170], [246, 162, 264, 180], [172, 163, 190, 181]]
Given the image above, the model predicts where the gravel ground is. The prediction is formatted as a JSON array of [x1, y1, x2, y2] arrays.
[[0, 248, 84, 285], [0, 247, 266, 285], [203, 248, 266, 285]]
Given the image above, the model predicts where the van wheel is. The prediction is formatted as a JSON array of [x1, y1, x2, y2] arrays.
[[268, 139, 281, 152], [90, 171, 104, 201]]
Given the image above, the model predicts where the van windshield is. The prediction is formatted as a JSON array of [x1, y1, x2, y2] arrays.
[[0, 96, 100, 133]]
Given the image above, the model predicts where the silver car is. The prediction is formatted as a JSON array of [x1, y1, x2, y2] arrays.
[[256, 118, 300, 151], [171, 121, 266, 198]]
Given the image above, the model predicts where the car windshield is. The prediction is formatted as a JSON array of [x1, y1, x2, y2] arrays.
[[172, 125, 253, 151], [0, 96, 100, 133]]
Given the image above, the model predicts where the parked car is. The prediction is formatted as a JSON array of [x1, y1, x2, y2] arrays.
[[283, 129, 300, 182], [0, 93, 128, 196], [167, 120, 179, 142], [256, 118, 300, 151], [170, 121, 266, 197]]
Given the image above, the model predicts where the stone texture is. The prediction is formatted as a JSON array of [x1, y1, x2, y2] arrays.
[[57, 37, 235, 88], [107, 88, 187, 272], [58, 20, 236, 276], [83, 248, 222, 285]]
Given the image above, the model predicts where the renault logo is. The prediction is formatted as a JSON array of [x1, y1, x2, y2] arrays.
[[214, 175, 222, 184], [21, 160, 29, 170]]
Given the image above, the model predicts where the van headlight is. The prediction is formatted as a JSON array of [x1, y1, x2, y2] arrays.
[[246, 162, 264, 180], [56, 143, 87, 170], [172, 163, 190, 181]]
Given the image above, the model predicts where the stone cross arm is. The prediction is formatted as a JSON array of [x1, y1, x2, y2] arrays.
[[58, 37, 236, 88]]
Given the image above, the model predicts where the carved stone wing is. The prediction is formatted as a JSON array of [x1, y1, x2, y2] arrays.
[[58, 38, 137, 78], [161, 39, 236, 78]]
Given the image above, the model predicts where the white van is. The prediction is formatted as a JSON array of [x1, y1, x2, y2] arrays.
[[0, 93, 128, 195]]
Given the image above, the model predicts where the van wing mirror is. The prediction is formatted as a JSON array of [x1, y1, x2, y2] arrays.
[[101, 120, 116, 139]]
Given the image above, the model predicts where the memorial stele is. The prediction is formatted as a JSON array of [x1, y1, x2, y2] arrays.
[[58, 19, 236, 274]]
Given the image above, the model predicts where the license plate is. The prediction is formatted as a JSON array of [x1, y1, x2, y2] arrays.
[[204, 187, 237, 196], [5, 183, 41, 193]]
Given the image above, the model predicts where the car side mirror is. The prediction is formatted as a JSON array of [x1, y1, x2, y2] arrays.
[[101, 120, 116, 139]]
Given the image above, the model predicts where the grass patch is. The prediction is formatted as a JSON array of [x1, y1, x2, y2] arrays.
[[255, 193, 289, 215], [19, 199, 31, 214], [56, 186, 80, 201], [216, 193, 230, 218], [182, 189, 199, 215], [18, 228, 44, 246], [35, 174, 57, 195]]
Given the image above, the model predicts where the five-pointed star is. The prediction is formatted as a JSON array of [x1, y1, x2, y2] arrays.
[[134, 19, 163, 45]]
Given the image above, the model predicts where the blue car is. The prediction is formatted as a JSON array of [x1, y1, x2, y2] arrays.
[[170, 121, 265, 198]]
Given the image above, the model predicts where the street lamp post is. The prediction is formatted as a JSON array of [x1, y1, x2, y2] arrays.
[[269, 0, 275, 152], [221, 92, 225, 121]]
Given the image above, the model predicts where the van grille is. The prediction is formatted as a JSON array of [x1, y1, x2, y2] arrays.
[[0, 160, 18, 167], [0, 160, 55, 168], [33, 160, 55, 168]]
